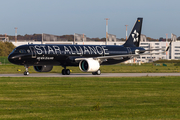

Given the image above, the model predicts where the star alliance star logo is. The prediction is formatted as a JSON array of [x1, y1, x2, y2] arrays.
[[131, 30, 139, 42]]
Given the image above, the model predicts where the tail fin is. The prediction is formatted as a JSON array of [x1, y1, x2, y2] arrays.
[[123, 18, 143, 47]]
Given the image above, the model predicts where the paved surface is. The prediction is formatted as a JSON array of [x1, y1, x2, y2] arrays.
[[0, 73, 180, 77]]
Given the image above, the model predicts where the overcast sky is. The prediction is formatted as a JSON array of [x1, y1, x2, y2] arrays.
[[0, 0, 179, 39]]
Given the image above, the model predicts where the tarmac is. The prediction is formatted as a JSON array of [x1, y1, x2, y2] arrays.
[[0, 73, 180, 77]]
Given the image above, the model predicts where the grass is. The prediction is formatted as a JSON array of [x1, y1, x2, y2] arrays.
[[0, 63, 180, 74], [0, 56, 11, 65], [1, 56, 180, 73], [0, 77, 180, 119]]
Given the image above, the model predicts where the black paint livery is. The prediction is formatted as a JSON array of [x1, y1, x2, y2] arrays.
[[8, 18, 145, 75]]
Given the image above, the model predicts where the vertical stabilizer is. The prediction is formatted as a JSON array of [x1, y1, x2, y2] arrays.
[[123, 18, 143, 47]]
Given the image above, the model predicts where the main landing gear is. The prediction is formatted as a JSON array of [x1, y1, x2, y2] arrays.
[[24, 65, 29, 75], [92, 69, 101, 75], [62, 67, 70, 75]]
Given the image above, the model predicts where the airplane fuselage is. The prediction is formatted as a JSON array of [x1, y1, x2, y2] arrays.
[[8, 44, 145, 66]]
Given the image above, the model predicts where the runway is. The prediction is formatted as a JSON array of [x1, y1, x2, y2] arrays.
[[0, 73, 180, 77]]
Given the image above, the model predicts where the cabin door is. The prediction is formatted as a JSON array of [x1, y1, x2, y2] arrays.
[[29, 46, 36, 58]]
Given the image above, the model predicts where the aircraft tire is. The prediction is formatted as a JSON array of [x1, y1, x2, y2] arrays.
[[24, 71, 29, 75], [92, 70, 101, 75], [62, 69, 66, 75], [96, 69, 101, 75], [65, 69, 70, 75]]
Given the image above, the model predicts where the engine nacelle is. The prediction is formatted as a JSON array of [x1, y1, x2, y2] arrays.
[[34, 65, 53, 72], [79, 58, 100, 72]]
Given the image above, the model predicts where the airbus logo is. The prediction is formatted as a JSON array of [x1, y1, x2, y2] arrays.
[[131, 30, 139, 42]]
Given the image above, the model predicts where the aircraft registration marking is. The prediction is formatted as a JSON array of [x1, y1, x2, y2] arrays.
[[37, 57, 54, 60]]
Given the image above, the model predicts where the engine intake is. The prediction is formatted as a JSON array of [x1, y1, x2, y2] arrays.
[[79, 58, 100, 72], [34, 65, 53, 72]]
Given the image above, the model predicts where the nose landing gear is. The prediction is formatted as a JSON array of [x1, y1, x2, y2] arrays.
[[24, 65, 29, 75]]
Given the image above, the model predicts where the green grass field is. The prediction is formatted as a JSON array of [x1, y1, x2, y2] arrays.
[[0, 77, 180, 120], [1, 56, 180, 73], [0, 63, 180, 74]]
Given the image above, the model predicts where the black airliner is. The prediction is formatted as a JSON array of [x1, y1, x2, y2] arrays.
[[8, 18, 170, 75]]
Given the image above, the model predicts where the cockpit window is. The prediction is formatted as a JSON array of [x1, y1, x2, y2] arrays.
[[12, 49, 16, 53], [19, 49, 26, 53]]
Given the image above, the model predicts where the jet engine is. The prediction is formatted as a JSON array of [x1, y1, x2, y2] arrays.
[[79, 58, 100, 72], [34, 65, 53, 72]]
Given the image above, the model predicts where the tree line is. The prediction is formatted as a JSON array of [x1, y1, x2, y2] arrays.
[[0, 34, 171, 42], [0, 42, 15, 56]]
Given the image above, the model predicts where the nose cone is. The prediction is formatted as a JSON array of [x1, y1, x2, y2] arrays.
[[8, 54, 24, 65], [8, 54, 14, 63], [8, 54, 19, 64]]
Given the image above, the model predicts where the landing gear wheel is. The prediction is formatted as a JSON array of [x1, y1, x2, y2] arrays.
[[62, 69, 66, 75], [62, 69, 71, 75], [96, 69, 101, 75], [24, 71, 29, 75], [65, 69, 70, 75], [92, 69, 101, 75], [24, 65, 29, 75]]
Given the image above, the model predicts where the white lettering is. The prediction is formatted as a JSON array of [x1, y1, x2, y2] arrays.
[[64, 46, 71, 54], [35, 46, 43, 55], [74, 46, 81, 55], [102, 46, 109, 55], [69, 46, 75, 55], [41, 46, 47, 54], [36, 57, 54, 60], [78, 46, 83, 55], [96, 46, 103, 55], [48, 46, 55, 54], [88, 46, 97, 54], [53, 46, 61, 54], [83, 46, 90, 54]]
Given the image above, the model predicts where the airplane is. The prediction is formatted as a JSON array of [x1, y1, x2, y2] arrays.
[[8, 18, 170, 75]]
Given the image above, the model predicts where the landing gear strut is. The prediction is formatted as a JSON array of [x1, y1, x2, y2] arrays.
[[24, 65, 29, 75], [62, 67, 70, 75], [92, 69, 101, 75]]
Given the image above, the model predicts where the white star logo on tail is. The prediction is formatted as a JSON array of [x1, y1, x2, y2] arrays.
[[131, 30, 139, 42]]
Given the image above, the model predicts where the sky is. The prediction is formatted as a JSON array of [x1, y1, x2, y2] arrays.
[[0, 0, 180, 39]]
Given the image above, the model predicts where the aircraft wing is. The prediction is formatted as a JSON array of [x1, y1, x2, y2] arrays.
[[75, 54, 140, 61], [75, 51, 165, 62]]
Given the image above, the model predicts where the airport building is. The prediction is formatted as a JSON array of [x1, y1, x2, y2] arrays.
[[132, 33, 180, 63]]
